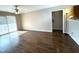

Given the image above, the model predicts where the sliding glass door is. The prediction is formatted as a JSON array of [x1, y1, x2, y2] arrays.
[[7, 16, 17, 32], [0, 16, 17, 35], [0, 16, 8, 35]]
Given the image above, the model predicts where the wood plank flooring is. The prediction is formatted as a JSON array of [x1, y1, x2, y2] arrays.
[[53, 30, 79, 53], [9, 31, 53, 53], [0, 30, 79, 53]]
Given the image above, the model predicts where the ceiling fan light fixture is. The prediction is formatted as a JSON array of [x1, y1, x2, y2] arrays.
[[15, 5, 19, 14]]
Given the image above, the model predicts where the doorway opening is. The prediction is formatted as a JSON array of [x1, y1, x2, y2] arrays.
[[52, 10, 63, 33]]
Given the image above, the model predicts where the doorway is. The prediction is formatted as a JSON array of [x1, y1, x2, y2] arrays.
[[52, 10, 63, 33]]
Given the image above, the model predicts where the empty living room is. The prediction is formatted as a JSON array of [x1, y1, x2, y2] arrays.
[[0, 5, 79, 53]]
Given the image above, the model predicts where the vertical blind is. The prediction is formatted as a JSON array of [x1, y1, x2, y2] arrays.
[[0, 16, 17, 35]]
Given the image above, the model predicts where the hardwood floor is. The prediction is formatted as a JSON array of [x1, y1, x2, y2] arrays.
[[0, 30, 79, 53], [53, 30, 79, 53], [11, 31, 53, 53]]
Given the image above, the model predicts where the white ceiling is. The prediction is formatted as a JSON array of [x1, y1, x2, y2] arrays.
[[18, 5, 54, 13], [0, 5, 55, 14], [0, 5, 72, 14]]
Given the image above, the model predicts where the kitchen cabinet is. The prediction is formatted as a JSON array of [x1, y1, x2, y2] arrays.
[[67, 5, 79, 19], [73, 5, 79, 19]]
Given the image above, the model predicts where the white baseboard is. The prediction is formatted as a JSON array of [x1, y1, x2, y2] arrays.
[[23, 29, 52, 32], [67, 32, 79, 45]]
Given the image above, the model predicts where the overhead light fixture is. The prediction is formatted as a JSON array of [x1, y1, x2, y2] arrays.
[[69, 15, 73, 19], [15, 5, 19, 14]]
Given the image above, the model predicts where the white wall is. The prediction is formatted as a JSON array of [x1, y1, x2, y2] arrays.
[[16, 14, 22, 30], [21, 6, 65, 32], [20, 5, 72, 32], [67, 19, 79, 45], [63, 6, 73, 33], [21, 8, 52, 32]]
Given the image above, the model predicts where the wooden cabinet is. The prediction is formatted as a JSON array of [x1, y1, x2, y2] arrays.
[[73, 5, 79, 19], [66, 5, 79, 19]]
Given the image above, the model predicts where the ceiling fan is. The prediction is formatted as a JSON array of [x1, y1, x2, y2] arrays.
[[15, 5, 20, 14]]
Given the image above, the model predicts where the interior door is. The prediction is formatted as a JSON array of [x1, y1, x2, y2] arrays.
[[52, 10, 63, 30]]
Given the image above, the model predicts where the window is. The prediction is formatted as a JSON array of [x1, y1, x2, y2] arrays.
[[0, 16, 17, 35], [0, 16, 8, 35], [7, 16, 17, 32]]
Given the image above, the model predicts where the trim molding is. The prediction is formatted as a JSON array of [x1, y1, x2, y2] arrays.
[[20, 29, 52, 33], [64, 33, 79, 46]]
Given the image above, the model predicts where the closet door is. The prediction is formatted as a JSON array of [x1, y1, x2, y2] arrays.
[[0, 16, 8, 35], [7, 16, 17, 32]]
